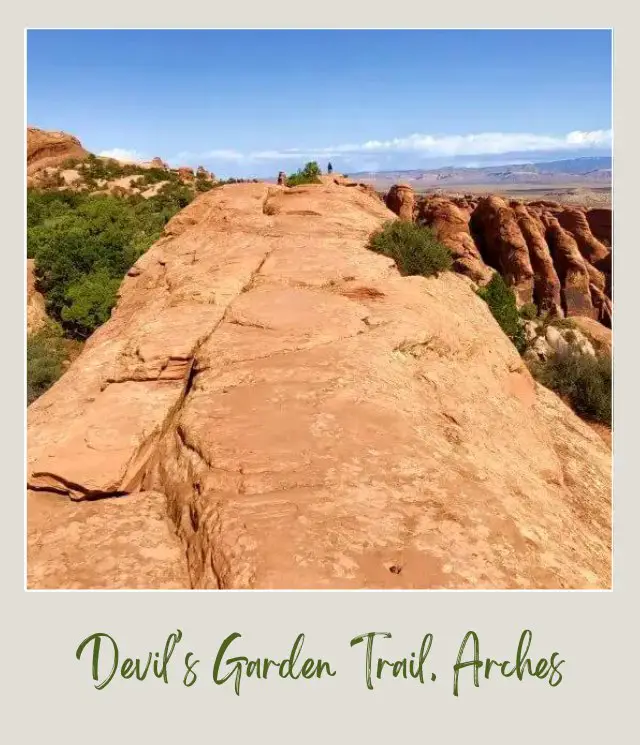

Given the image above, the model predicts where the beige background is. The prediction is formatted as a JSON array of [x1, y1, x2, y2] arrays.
[[5, 5, 638, 742]]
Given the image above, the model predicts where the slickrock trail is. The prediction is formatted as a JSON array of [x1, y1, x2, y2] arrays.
[[27, 181, 611, 590]]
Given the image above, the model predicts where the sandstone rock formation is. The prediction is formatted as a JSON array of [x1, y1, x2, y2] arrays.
[[27, 127, 88, 177], [543, 214, 596, 319], [586, 208, 612, 246], [589, 283, 613, 327], [556, 208, 610, 265], [571, 316, 612, 355], [417, 197, 492, 284], [319, 174, 383, 201], [512, 204, 563, 317], [385, 183, 415, 221], [150, 157, 168, 169], [385, 190, 613, 326], [27, 181, 611, 590], [470, 196, 535, 305], [27, 259, 47, 334], [177, 166, 195, 182]]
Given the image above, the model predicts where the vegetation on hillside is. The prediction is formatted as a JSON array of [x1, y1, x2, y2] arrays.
[[28, 185, 193, 339], [27, 321, 68, 405], [518, 302, 538, 321], [528, 350, 612, 425], [28, 163, 612, 430], [26, 161, 265, 404], [286, 161, 322, 187], [476, 273, 526, 353], [476, 275, 611, 425], [368, 221, 452, 278]]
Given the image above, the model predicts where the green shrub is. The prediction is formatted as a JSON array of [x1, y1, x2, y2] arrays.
[[60, 269, 122, 338], [27, 322, 67, 404], [28, 186, 193, 338], [139, 167, 179, 186], [367, 220, 452, 278], [286, 161, 322, 187], [529, 350, 611, 425], [195, 175, 214, 193], [477, 273, 526, 353], [550, 317, 576, 330], [61, 157, 82, 170], [519, 302, 538, 320]]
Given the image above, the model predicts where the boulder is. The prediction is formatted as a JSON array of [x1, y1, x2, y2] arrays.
[[571, 316, 612, 355], [385, 183, 415, 221], [524, 336, 552, 363], [522, 320, 538, 343], [545, 325, 570, 357]]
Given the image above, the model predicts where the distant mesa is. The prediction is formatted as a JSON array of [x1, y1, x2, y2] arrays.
[[351, 158, 612, 190]]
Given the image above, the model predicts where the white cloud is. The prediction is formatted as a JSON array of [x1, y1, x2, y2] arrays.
[[182, 129, 612, 164], [98, 148, 145, 163], [202, 149, 245, 160]]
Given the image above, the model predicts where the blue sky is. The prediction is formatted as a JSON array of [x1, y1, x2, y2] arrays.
[[27, 30, 612, 178]]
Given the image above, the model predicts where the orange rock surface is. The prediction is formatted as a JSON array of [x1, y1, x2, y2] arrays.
[[27, 126, 88, 176], [27, 181, 611, 590]]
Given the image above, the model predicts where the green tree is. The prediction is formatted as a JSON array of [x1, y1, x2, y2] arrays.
[[28, 186, 193, 339], [60, 270, 122, 338], [477, 273, 526, 353], [27, 322, 67, 404], [286, 161, 322, 187]]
